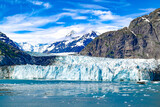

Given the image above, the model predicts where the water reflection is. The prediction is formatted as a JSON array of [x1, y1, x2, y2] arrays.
[[0, 84, 15, 96]]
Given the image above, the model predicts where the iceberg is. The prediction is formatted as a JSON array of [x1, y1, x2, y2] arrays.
[[0, 55, 160, 81]]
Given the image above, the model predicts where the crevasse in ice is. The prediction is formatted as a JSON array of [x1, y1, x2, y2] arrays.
[[4, 55, 159, 81]]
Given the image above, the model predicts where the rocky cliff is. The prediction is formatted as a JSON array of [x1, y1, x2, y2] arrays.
[[80, 8, 160, 59]]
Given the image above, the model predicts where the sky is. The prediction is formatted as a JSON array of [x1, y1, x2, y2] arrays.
[[0, 0, 159, 44]]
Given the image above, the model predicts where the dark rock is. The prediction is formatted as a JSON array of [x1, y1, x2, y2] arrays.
[[31, 56, 57, 66], [137, 81, 146, 84]]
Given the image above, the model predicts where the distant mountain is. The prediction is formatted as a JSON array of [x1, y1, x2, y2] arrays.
[[65, 30, 77, 39], [17, 42, 49, 53], [80, 8, 160, 59], [18, 31, 99, 53]]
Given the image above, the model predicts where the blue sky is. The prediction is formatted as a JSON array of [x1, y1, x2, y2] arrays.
[[0, 0, 159, 44]]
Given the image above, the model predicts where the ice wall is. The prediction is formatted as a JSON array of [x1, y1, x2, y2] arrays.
[[1, 55, 159, 81]]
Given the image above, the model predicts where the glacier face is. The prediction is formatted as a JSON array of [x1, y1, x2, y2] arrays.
[[2, 55, 159, 81]]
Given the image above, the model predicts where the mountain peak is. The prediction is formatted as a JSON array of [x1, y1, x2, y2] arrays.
[[82, 31, 99, 39], [90, 31, 100, 36], [66, 30, 76, 37]]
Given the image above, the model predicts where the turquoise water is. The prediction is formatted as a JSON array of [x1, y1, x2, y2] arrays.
[[0, 80, 160, 107]]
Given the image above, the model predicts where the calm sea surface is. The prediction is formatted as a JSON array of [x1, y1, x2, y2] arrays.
[[0, 80, 160, 107]]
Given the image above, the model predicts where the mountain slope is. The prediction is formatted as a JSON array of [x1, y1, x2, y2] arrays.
[[80, 8, 160, 59], [18, 31, 99, 53], [0, 32, 19, 49], [0, 32, 57, 66], [0, 33, 33, 65]]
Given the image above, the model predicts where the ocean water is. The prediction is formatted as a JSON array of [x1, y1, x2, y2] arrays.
[[0, 80, 160, 107]]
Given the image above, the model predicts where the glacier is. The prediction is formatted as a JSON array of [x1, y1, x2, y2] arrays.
[[0, 55, 160, 81]]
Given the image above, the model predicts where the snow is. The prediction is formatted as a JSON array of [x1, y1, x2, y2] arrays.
[[2, 40, 6, 42], [47, 45, 55, 51], [142, 17, 150, 22], [19, 42, 33, 52], [129, 29, 137, 36], [90, 36, 96, 39], [76, 40, 84, 46], [3, 55, 160, 81], [0, 36, 5, 39], [18, 31, 99, 53], [64, 39, 74, 45], [40, 45, 49, 53], [18, 42, 50, 53], [34, 44, 49, 53]]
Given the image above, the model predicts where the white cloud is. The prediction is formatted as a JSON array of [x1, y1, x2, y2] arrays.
[[56, 22, 65, 24], [93, 0, 130, 6], [79, 3, 108, 10], [63, 8, 131, 23], [63, 9, 115, 20], [0, 12, 92, 44], [91, 10, 132, 26], [140, 8, 156, 12], [30, 1, 43, 5], [93, 0, 102, 2], [0, 11, 87, 32], [43, 2, 52, 9], [92, 10, 116, 20], [63, 8, 91, 14], [0, 14, 58, 32], [28, 0, 52, 9], [73, 16, 87, 20], [125, 8, 156, 18]]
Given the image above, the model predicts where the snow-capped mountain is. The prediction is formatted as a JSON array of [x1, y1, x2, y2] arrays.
[[17, 42, 50, 53], [17, 31, 99, 53], [65, 30, 76, 38]]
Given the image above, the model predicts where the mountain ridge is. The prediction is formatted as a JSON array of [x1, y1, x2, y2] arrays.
[[17, 31, 99, 53], [80, 8, 160, 59]]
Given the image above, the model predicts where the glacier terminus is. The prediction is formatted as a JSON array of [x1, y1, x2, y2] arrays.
[[1, 55, 160, 81]]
